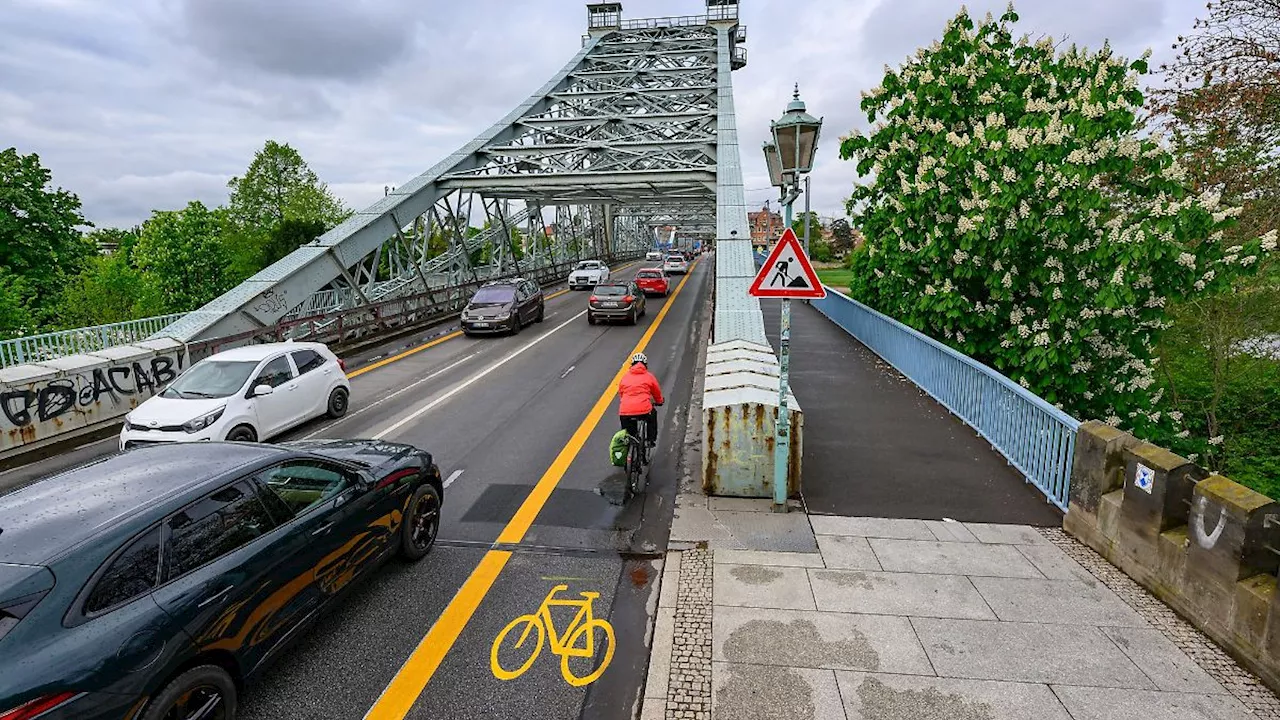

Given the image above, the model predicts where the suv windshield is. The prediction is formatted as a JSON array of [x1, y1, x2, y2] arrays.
[[666, 256, 683, 262], [471, 286, 516, 304], [637, 271, 662, 278], [161, 360, 259, 399], [594, 285, 627, 296], [576, 262, 600, 269]]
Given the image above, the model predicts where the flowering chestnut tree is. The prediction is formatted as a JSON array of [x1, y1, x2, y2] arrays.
[[839, 6, 1277, 435]]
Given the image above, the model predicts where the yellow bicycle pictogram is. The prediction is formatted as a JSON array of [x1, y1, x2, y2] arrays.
[[490, 584, 616, 687]]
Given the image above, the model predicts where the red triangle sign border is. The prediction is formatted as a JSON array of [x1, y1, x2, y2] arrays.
[[748, 227, 827, 299]]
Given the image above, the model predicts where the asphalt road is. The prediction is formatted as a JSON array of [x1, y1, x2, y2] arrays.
[[4, 258, 711, 720]]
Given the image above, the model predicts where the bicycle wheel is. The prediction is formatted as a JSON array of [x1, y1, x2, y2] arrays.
[[625, 442, 642, 497], [491, 614, 545, 681], [560, 618, 616, 687]]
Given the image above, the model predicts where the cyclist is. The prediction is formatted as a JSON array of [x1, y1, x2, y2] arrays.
[[619, 352, 664, 447]]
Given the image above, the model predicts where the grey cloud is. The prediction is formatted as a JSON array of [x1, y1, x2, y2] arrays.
[[180, 0, 417, 80]]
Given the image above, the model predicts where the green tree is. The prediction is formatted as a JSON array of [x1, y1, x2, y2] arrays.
[[829, 218, 856, 255], [811, 240, 834, 263], [0, 148, 95, 325], [227, 141, 349, 234], [789, 211, 824, 248], [838, 7, 1277, 437], [57, 254, 145, 327], [132, 202, 233, 314], [262, 217, 327, 267], [0, 268, 32, 339]]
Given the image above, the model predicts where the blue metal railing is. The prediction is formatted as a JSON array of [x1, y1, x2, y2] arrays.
[[0, 313, 188, 369], [811, 287, 1080, 510]]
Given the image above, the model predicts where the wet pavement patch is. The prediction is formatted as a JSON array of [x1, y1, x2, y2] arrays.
[[826, 571, 880, 591], [724, 619, 880, 670], [716, 664, 815, 720], [728, 565, 783, 585], [462, 483, 624, 529], [855, 676, 995, 720]]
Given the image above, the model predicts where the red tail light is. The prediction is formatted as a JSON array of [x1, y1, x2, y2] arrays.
[[624, 295, 634, 303], [337, 358, 347, 372], [589, 295, 598, 303], [1, 693, 78, 720]]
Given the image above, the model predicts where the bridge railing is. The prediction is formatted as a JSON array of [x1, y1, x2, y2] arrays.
[[811, 287, 1080, 510], [0, 313, 188, 369]]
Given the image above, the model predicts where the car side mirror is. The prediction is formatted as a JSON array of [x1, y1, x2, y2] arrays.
[[252, 384, 274, 397]]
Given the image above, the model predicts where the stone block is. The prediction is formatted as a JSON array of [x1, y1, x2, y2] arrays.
[[1183, 475, 1279, 627], [1117, 443, 1206, 568], [1156, 527, 1189, 596], [1069, 421, 1139, 515], [1234, 574, 1274, 654], [1098, 489, 1124, 541]]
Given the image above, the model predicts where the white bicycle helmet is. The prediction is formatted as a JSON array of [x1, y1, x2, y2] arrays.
[[631, 352, 648, 366]]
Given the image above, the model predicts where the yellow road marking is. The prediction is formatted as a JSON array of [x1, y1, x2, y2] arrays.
[[347, 260, 641, 380], [363, 260, 699, 719]]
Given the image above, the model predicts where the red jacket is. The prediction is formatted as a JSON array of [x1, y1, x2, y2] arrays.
[[619, 363, 664, 416]]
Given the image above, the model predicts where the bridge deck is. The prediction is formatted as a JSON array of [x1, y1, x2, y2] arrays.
[[761, 298, 1063, 526]]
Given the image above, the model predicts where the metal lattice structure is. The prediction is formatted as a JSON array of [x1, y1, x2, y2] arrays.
[[157, 1, 748, 344]]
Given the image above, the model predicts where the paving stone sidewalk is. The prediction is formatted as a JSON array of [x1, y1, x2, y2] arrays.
[[641, 497, 1280, 720]]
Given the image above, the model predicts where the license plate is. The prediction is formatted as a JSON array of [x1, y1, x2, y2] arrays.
[[603, 302, 620, 308], [473, 322, 489, 328]]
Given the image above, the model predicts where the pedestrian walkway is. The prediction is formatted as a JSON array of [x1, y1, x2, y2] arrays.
[[643, 495, 1280, 719], [760, 298, 1062, 525]]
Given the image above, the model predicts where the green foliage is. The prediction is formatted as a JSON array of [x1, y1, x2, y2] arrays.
[[811, 240, 834, 263], [227, 141, 349, 233], [262, 217, 327, 268], [0, 147, 95, 327], [57, 254, 145, 327], [132, 201, 233, 314], [838, 7, 1276, 436], [829, 218, 856, 254], [0, 268, 32, 338], [789, 211, 824, 246]]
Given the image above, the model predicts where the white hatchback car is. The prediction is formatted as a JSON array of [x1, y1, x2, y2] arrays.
[[120, 341, 351, 451], [646, 250, 663, 261]]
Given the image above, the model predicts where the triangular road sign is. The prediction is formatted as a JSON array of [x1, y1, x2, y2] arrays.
[[748, 228, 826, 299]]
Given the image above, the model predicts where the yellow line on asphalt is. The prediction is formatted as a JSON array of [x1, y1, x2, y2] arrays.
[[362, 260, 699, 720], [347, 260, 642, 380]]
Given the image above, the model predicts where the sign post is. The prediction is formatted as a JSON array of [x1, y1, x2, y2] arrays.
[[749, 227, 825, 512]]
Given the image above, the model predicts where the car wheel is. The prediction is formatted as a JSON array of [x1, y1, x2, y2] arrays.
[[326, 387, 349, 418], [628, 309, 637, 326], [510, 315, 522, 335], [226, 425, 257, 443], [400, 484, 441, 561], [536, 303, 545, 323], [588, 313, 597, 325], [141, 664, 236, 720]]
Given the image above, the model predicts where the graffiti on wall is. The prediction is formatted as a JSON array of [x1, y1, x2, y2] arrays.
[[1, 352, 186, 430]]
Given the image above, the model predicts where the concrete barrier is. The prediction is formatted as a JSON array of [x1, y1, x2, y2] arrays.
[[1065, 420, 1280, 690], [701, 339, 802, 498], [0, 339, 187, 459]]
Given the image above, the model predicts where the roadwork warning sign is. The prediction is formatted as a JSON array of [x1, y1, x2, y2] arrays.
[[748, 228, 826, 299]]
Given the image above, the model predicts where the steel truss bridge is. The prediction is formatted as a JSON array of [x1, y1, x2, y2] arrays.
[[157, 0, 753, 346]]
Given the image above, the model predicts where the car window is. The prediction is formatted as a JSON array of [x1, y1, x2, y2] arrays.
[[258, 460, 353, 516], [472, 286, 516, 304], [253, 356, 293, 389], [594, 285, 627, 296], [164, 482, 277, 580], [160, 360, 259, 399], [291, 350, 326, 375], [84, 527, 161, 614]]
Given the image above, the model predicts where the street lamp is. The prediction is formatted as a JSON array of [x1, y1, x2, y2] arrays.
[[764, 84, 823, 514]]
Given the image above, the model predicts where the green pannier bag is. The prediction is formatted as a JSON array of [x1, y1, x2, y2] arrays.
[[609, 429, 630, 466]]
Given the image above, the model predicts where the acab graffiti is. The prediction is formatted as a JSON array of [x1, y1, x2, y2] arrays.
[[1, 353, 185, 428]]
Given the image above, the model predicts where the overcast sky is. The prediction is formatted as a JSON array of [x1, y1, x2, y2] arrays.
[[1, 0, 1203, 230]]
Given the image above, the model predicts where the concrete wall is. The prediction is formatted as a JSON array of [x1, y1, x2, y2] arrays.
[[0, 339, 187, 457], [1065, 420, 1280, 690]]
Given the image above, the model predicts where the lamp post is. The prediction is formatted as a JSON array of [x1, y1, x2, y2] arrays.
[[763, 84, 823, 513]]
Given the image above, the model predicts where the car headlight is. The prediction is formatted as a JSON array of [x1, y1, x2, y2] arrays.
[[183, 406, 226, 433]]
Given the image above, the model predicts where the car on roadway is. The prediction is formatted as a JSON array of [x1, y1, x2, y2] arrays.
[[635, 268, 670, 297], [587, 281, 646, 325], [568, 260, 610, 290], [461, 278, 545, 336], [663, 254, 689, 275], [120, 342, 350, 451], [0, 440, 442, 720], [645, 250, 663, 262]]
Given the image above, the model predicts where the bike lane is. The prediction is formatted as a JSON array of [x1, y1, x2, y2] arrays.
[[371, 260, 710, 720]]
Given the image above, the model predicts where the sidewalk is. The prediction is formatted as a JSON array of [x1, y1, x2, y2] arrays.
[[641, 495, 1280, 720]]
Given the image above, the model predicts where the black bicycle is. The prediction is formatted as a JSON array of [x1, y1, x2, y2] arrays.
[[623, 406, 660, 498]]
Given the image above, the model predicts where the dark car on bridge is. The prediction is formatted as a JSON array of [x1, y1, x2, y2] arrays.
[[461, 278, 545, 336], [587, 281, 646, 325], [0, 440, 442, 720]]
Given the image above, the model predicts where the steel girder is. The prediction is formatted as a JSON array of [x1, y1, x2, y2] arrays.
[[157, 12, 740, 343]]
